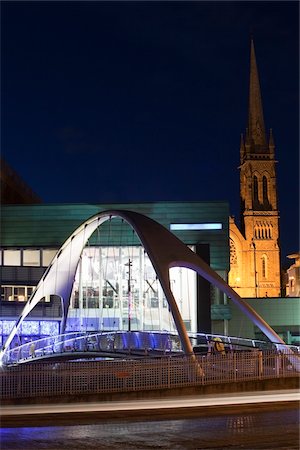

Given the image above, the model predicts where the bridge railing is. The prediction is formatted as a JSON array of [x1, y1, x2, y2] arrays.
[[2, 331, 184, 365], [2, 330, 299, 366], [1, 350, 299, 400], [2, 332, 86, 365], [188, 332, 286, 351]]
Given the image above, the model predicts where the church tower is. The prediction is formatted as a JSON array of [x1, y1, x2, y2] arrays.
[[229, 39, 281, 298]]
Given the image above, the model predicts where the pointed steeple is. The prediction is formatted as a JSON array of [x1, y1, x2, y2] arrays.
[[248, 38, 267, 150]]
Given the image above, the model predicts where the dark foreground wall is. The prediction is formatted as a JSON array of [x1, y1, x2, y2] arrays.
[[2, 376, 298, 406]]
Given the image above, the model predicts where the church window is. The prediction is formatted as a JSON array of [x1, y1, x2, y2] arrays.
[[255, 222, 262, 239], [255, 221, 273, 240], [253, 175, 259, 208], [268, 224, 272, 239], [263, 176, 270, 207], [229, 239, 237, 265], [262, 255, 267, 279]]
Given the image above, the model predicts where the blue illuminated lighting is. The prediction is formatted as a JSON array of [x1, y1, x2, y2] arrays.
[[122, 333, 129, 348], [40, 321, 59, 336], [0, 320, 60, 340], [65, 318, 81, 332], [3, 321, 15, 335], [103, 317, 119, 329], [152, 334, 161, 349], [170, 223, 222, 231], [21, 321, 39, 336]]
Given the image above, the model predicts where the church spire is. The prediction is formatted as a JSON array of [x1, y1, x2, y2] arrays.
[[247, 38, 267, 151], [233, 38, 281, 299]]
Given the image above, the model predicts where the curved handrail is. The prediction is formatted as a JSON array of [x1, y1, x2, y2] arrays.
[[3, 331, 298, 366], [2, 331, 182, 365]]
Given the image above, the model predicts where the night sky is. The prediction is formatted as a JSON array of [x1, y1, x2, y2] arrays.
[[1, 1, 299, 264]]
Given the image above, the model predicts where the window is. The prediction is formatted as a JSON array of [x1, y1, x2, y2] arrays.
[[230, 239, 237, 265], [253, 175, 259, 205], [42, 249, 57, 267], [1, 286, 13, 301], [0, 285, 36, 302], [3, 250, 21, 266], [27, 287, 34, 298], [150, 297, 159, 308], [263, 176, 269, 204], [15, 287, 25, 301], [262, 255, 267, 279], [23, 249, 40, 266]]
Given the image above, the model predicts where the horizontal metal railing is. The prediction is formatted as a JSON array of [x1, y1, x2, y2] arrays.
[[188, 332, 298, 352], [1, 350, 299, 400], [2, 331, 184, 365], [4, 330, 296, 366]]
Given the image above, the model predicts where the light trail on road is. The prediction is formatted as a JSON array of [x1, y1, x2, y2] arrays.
[[1, 389, 299, 417]]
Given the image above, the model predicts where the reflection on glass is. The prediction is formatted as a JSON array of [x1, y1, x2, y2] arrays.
[[67, 245, 197, 333]]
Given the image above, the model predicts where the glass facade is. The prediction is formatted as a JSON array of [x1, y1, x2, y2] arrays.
[[67, 245, 197, 333], [0, 202, 232, 346]]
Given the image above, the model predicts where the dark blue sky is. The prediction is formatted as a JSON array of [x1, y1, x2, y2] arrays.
[[1, 1, 299, 263]]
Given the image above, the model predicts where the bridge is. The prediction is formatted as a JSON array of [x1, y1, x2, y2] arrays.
[[3, 329, 294, 367], [4, 331, 182, 364], [1, 210, 298, 371], [1, 338, 299, 403]]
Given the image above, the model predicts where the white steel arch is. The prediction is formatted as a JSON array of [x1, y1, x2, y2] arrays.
[[0, 209, 287, 362]]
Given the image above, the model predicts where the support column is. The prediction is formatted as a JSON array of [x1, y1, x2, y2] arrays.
[[196, 244, 211, 335]]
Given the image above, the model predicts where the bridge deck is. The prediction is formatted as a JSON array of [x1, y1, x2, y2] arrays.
[[3, 330, 292, 367]]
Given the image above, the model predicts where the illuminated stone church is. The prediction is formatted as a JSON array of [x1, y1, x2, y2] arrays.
[[228, 40, 281, 298]]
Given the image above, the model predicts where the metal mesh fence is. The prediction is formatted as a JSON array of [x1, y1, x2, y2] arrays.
[[1, 350, 299, 400]]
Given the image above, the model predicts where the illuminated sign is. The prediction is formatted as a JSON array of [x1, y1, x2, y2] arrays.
[[170, 223, 222, 231]]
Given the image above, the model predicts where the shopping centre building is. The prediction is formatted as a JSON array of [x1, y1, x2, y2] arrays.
[[1, 201, 299, 349], [0, 201, 233, 348]]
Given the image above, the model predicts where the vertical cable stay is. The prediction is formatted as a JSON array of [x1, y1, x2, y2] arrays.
[[130, 229, 138, 332], [103, 216, 112, 331], [84, 238, 90, 334], [111, 240, 117, 332], [96, 226, 102, 332], [143, 250, 147, 332]]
